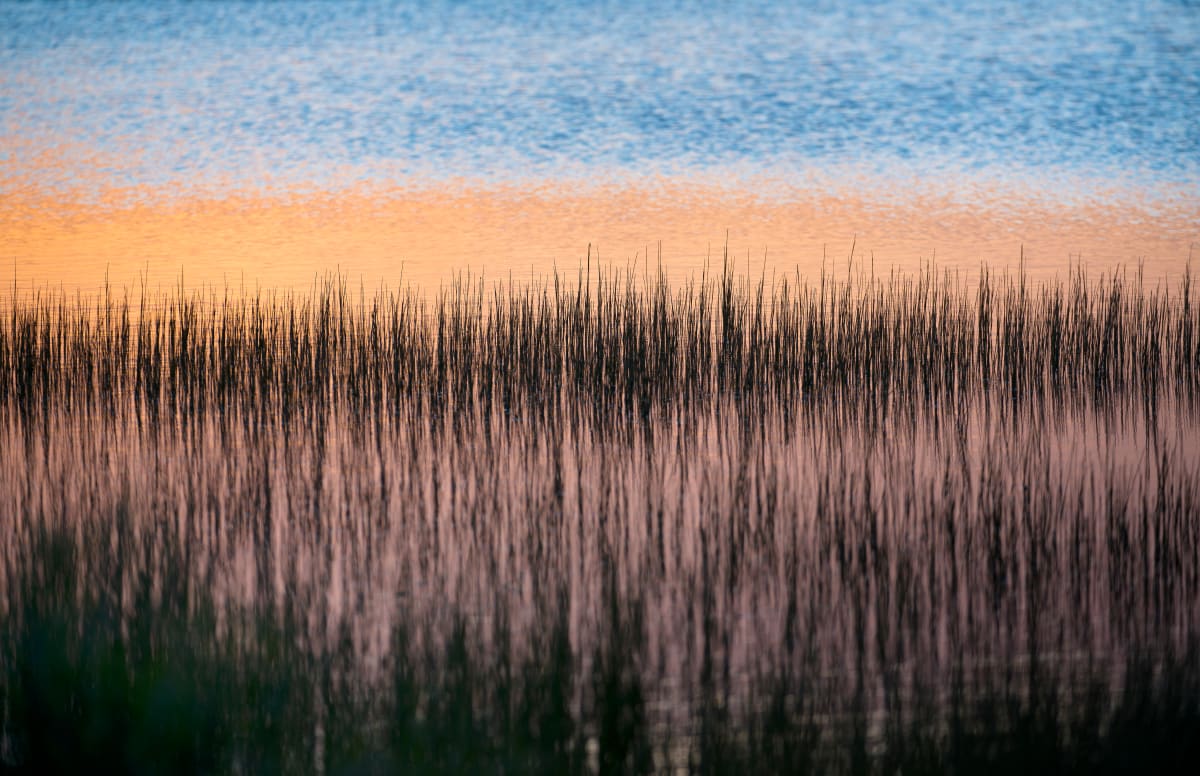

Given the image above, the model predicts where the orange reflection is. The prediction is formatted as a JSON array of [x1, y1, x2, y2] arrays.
[[2, 180, 1197, 296]]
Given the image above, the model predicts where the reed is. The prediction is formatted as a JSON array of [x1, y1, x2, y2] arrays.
[[2, 261, 1195, 427], [1, 261, 1198, 773]]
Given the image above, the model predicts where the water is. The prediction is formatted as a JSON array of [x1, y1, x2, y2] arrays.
[[3, 4, 1200, 765], [2, 1, 1198, 292], [3, 0, 1198, 194], [3, 269, 1199, 770]]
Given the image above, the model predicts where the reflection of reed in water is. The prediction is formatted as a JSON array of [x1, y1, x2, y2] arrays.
[[2, 262, 1198, 772]]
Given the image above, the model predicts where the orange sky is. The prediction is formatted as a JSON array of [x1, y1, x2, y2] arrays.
[[3, 180, 1197, 296]]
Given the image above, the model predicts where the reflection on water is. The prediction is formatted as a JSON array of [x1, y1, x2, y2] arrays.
[[3, 0, 1197, 293], [4, 181, 1198, 294], [3, 0, 1200, 767], [2, 0, 1198, 191], [2, 268, 1198, 769]]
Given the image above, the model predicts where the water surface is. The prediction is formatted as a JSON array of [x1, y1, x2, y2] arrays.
[[2, 0, 1197, 290]]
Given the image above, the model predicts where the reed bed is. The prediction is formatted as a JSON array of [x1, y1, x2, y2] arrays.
[[1, 262, 1198, 773], [2, 261, 1196, 427]]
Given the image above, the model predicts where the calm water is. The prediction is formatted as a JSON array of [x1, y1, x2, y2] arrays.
[[2, 0, 1199, 292]]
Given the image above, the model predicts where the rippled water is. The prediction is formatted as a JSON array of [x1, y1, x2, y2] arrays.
[[2, 1, 1198, 294], [3, 0, 1198, 194]]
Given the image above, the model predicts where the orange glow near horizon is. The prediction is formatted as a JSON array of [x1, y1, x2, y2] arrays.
[[3, 180, 1197, 296]]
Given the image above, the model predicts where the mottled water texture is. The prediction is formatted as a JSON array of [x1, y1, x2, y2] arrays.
[[2, 265, 1199, 771], [3, 0, 1198, 295], [3, 0, 1198, 189]]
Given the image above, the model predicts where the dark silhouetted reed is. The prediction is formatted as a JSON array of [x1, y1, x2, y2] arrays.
[[2, 261, 1198, 772]]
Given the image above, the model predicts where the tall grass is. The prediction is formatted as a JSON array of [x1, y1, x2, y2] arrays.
[[2, 260, 1195, 427], [1, 261, 1198, 772]]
